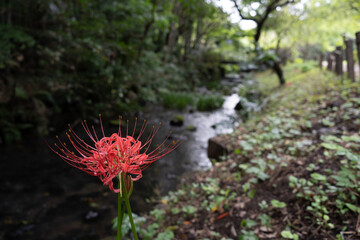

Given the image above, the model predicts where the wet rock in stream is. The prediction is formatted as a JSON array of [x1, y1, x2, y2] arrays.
[[185, 125, 196, 131], [234, 100, 245, 111], [170, 115, 184, 126], [207, 135, 230, 161]]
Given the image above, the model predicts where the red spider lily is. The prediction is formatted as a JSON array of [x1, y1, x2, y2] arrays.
[[49, 116, 181, 193]]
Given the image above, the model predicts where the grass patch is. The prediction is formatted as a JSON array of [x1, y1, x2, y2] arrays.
[[161, 92, 195, 110], [161, 91, 225, 112], [258, 64, 338, 111], [196, 95, 224, 111], [204, 78, 221, 90], [290, 59, 318, 73]]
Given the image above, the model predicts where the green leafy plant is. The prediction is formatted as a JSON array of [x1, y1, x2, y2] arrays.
[[197, 95, 224, 111], [112, 213, 146, 238], [239, 230, 258, 240], [161, 92, 195, 110], [182, 205, 197, 215], [271, 200, 286, 208], [281, 230, 299, 240]]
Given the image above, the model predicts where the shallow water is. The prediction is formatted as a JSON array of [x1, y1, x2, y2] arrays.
[[0, 75, 245, 239], [142, 90, 241, 195]]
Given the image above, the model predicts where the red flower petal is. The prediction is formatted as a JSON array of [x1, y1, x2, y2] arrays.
[[49, 116, 181, 193]]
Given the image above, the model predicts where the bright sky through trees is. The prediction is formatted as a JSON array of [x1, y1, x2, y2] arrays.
[[213, 0, 310, 30], [212, 0, 257, 29]]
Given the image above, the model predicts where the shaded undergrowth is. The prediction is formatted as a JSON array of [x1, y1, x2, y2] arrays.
[[139, 66, 360, 240], [161, 91, 224, 111]]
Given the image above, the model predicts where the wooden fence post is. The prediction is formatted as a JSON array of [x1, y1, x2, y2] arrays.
[[319, 54, 323, 70], [345, 39, 355, 82], [335, 46, 343, 76], [327, 52, 334, 71], [356, 32, 360, 80], [332, 52, 337, 73]]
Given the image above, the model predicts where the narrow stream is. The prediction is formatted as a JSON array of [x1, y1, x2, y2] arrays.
[[0, 74, 248, 239], [141, 88, 241, 195]]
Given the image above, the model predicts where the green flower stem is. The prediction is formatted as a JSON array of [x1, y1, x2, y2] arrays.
[[121, 173, 138, 240], [117, 180, 124, 240], [119, 203, 125, 232]]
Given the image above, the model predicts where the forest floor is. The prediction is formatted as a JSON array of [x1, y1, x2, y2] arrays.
[[137, 66, 360, 239]]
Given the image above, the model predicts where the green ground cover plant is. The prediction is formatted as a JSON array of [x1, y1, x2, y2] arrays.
[[162, 91, 225, 112], [197, 95, 225, 111], [161, 92, 196, 110], [139, 64, 360, 239]]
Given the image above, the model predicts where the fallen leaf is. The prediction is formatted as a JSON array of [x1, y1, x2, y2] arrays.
[[231, 225, 237, 237], [259, 226, 273, 232], [239, 211, 247, 217], [216, 212, 229, 220]]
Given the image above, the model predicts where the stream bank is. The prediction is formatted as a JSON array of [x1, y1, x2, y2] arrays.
[[0, 73, 260, 240], [140, 67, 360, 239]]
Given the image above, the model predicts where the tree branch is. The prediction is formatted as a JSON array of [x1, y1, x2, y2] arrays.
[[277, 0, 297, 9], [231, 0, 259, 23]]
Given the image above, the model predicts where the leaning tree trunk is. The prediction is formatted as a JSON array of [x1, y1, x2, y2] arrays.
[[272, 61, 285, 85]]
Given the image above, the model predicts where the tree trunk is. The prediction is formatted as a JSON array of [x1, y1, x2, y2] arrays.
[[319, 54, 323, 70], [345, 39, 355, 82], [334, 46, 343, 77], [254, 22, 262, 44], [183, 19, 193, 60], [136, 0, 157, 59], [356, 32, 360, 80], [275, 36, 282, 55], [272, 61, 285, 85], [327, 52, 334, 71], [164, 2, 180, 62], [192, 18, 202, 50]]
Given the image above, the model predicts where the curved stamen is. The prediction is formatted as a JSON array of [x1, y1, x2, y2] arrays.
[[49, 117, 181, 192]]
